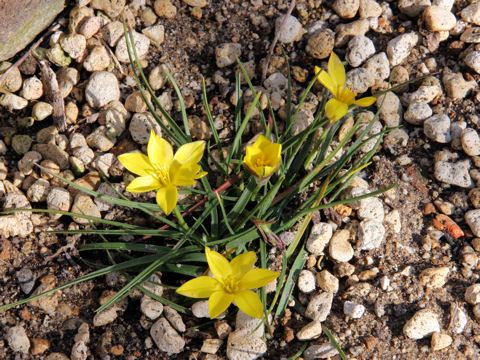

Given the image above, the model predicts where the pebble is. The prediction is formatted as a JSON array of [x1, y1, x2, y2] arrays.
[[59, 33, 86, 59], [215, 42, 242, 68], [461, 3, 480, 26], [316, 270, 339, 293], [357, 220, 385, 250], [406, 77, 442, 103], [57, 67, 79, 98], [183, 0, 208, 7], [346, 36, 375, 67], [434, 160, 472, 188], [460, 27, 480, 43], [298, 270, 316, 293], [344, 301, 366, 318], [226, 329, 267, 360], [20, 76, 43, 100], [201, 339, 222, 354], [306, 29, 334, 59], [7, 326, 30, 353], [27, 179, 50, 202], [364, 52, 390, 82], [345, 68, 376, 94], [296, 320, 322, 340], [462, 128, 480, 156], [31, 338, 50, 355], [140, 295, 164, 320], [85, 71, 120, 109], [329, 229, 354, 262], [376, 91, 402, 127], [0, 93, 28, 110], [92, 153, 116, 178], [303, 343, 338, 360], [404, 102, 432, 125], [16, 268, 35, 294], [93, 306, 120, 327], [424, 114, 451, 143], [46, 353, 69, 360], [150, 317, 185, 356], [305, 291, 333, 321], [163, 306, 186, 333], [403, 309, 441, 339], [442, 72, 476, 100], [115, 31, 151, 63], [419, 266, 449, 288], [154, 0, 177, 19], [450, 305, 468, 334], [235, 311, 264, 338], [306, 222, 333, 256], [47, 187, 72, 218], [79, 16, 105, 39], [71, 194, 101, 225], [465, 51, 480, 74], [465, 283, 480, 304], [398, 0, 430, 17], [387, 32, 419, 66], [332, 0, 360, 18], [100, 21, 124, 47], [125, 90, 150, 113], [129, 112, 163, 144], [335, 19, 369, 46], [357, 197, 384, 222], [142, 24, 165, 45], [431, 332, 452, 351], [29, 275, 59, 314], [359, 0, 382, 18], [12, 135, 32, 155], [275, 15, 304, 44], [423, 6, 456, 31], [83, 45, 110, 72], [86, 126, 115, 152], [148, 64, 169, 90], [70, 341, 88, 360], [192, 300, 211, 318], [0, 62, 22, 92]]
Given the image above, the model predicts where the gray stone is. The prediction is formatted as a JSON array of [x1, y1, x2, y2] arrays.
[[403, 309, 440, 339], [140, 295, 164, 320], [359, 0, 382, 18], [235, 311, 264, 338], [332, 0, 360, 18], [357, 219, 386, 250], [0, 93, 28, 110], [303, 343, 338, 360], [442, 72, 476, 100], [7, 326, 30, 353], [16, 268, 35, 294], [71, 194, 101, 225], [85, 71, 120, 109], [296, 320, 322, 340], [465, 283, 480, 304], [226, 329, 267, 360], [460, 27, 480, 43], [335, 19, 369, 46], [431, 332, 453, 351], [345, 68, 376, 94], [344, 301, 366, 318], [306, 222, 333, 256], [20, 76, 43, 100], [298, 270, 316, 294], [404, 102, 432, 125], [59, 33, 86, 59], [424, 114, 451, 143], [57, 67, 79, 98], [398, 0, 431, 17], [346, 36, 375, 67], [163, 306, 186, 333], [215, 42, 242, 68], [142, 24, 165, 45], [434, 160, 472, 188], [461, 3, 480, 25], [115, 31, 151, 63], [151, 317, 185, 355], [305, 291, 333, 321], [461, 128, 480, 156], [465, 51, 480, 74], [387, 32, 419, 66], [129, 112, 163, 144], [275, 15, 304, 44], [83, 45, 110, 72], [364, 52, 390, 81], [466, 211, 480, 238], [27, 179, 50, 202], [70, 341, 88, 360], [86, 126, 115, 151], [376, 91, 402, 127], [357, 197, 384, 221], [423, 6, 456, 31], [329, 229, 354, 262]]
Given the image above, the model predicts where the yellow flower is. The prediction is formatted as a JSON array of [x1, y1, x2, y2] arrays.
[[176, 247, 280, 319], [118, 130, 207, 215], [315, 52, 376, 123], [243, 135, 282, 181]]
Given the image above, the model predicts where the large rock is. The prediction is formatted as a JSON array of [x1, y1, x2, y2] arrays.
[[0, 0, 65, 61]]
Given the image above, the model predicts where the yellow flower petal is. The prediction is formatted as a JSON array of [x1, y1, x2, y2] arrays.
[[234, 290, 263, 319], [266, 142, 282, 166], [118, 153, 155, 176], [239, 268, 280, 290], [155, 184, 178, 215], [328, 52, 345, 89], [253, 135, 271, 151], [354, 96, 376, 107], [170, 162, 206, 187], [126, 175, 161, 193], [325, 98, 349, 123], [209, 290, 234, 319], [315, 67, 337, 96], [173, 140, 206, 164], [176, 276, 221, 298], [205, 247, 232, 283], [148, 130, 173, 168], [230, 251, 256, 278]]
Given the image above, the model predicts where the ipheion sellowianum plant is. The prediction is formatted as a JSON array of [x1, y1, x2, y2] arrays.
[[0, 24, 397, 358]]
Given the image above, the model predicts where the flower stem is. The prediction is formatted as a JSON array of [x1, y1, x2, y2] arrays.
[[174, 206, 189, 232]]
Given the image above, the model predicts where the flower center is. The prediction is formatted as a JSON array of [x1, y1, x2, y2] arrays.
[[151, 163, 170, 186], [255, 156, 269, 168], [223, 274, 240, 294], [337, 86, 356, 105]]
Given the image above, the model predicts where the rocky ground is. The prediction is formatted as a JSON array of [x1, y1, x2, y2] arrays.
[[1, 0, 480, 359]]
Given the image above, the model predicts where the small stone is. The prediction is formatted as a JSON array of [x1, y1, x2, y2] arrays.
[[305, 291, 333, 321], [461, 3, 480, 25], [100, 21, 124, 47], [141, 7, 158, 26], [125, 90, 150, 113], [46, 44, 71, 67], [465, 283, 480, 304], [7, 326, 30, 353], [90, 0, 125, 17], [163, 306, 186, 333], [115, 31, 150, 63], [424, 114, 451, 143], [140, 295, 164, 320], [434, 160, 472, 188], [376, 91, 402, 127], [72, 146, 94, 166], [335, 19, 370, 46], [460, 27, 480, 43], [419, 266, 449, 288], [423, 6, 456, 31], [27, 179, 50, 202], [85, 71, 120, 109], [215, 42, 242, 68], [12, 135, 32, 155], [404, 102, 432, 125], [71, 194, 101, 225], [442, 72, 476, 100], [59, 33, 86, 59], [387, 32, 419, 66], [465, 51, 480, 74], [47, 187, 71, 218], [29, 275, 59, 314], [94, 181, 119, 211], [148, 64, 169, 90], [93, 307, 119, 327], [154, 0, 177, 18], [403, 309, 441, 339], [0, 93, 28, 110], [316, 270, 339, 293], [398, 0, 431, 17], [296, 320, 322, 340], [71, 341, 88, 360], [151, 317, 185, 355], [306, 29, 334, 59], [346, 36, 375, 67], [235, 311, 264, 338], [78, 16, 105, 39], [332, 0, 360, 18], [357, 220, 386, 251], [57, 67, 79, 98], [303, 343, 338, 360], [46, 353, 69, 360], [329, 229, 354, 262], [344, 301, 366, 318], [450, 305, 468, 334], [92, 153, 116, 178], [359, 0, 382, 18], [357, 197, 384, 221], [83, 45, 111, 72], [129, 112, 163, 144], [298, 270, 316, 293], [16, 268, 35, 294], [364, 52, 390, 82], [31, 338, 50, 355], [275, 15, 304, 44], [201, 339, 222, 354], [20, 76, 43, 100], [461, 128, 480, 156], [192, 300, 211, 318], [431, 332, 452, 351], [227, 329, 267, 360], [86, 126, 115, 151], [0, 62, 22, 92], [142, 24, 165, 45], [345, 68, 376, 94], [183, 0, 207, 7]]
